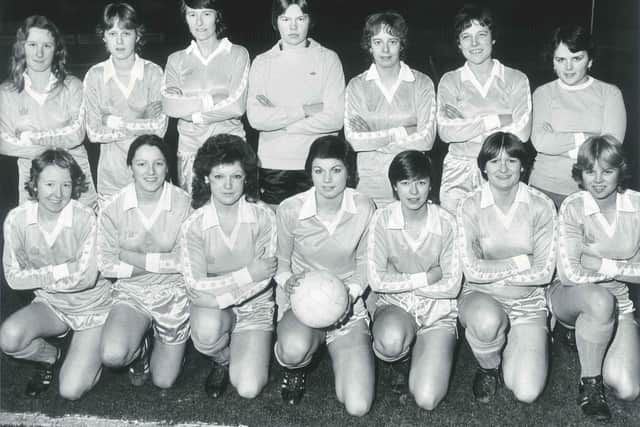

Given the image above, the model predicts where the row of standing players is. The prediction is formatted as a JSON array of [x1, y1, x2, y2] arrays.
[[0, 0, 636, 422]]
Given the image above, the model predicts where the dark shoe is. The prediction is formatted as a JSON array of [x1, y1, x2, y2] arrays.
[[563, 327, 577, 352], [128, 336, 150, 387], [578, 375, 611, 421], [204, 361, 229, 398], [25, 348, 60, 397], [472, 366, 501, 403], [281, 367, 306, 405]]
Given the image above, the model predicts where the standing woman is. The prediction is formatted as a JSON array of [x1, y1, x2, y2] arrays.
[[367, 150, 461, 410], [180, 134, 277, 399], [0, 149, 111, 399], [97, 135, 192, 389], [437, 4, 531, 213], [457, 132, 557, 403], [0, 16, 97, 208], [552, 136, 639, 422], [84, 2, 168, 206], [530, 25, 626, 209], [247, 0, 345, 208], [274, 136, 375, 416], [345, 12, 436, 208], [162, 0, 249, 193]]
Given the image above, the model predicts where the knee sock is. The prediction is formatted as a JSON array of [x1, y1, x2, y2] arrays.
[[465, 329, 505, 370], [575, 315, 615, 378], [5, 338, 58, 364]]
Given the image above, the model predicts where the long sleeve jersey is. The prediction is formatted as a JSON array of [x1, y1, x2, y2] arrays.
[[247, 39, 345, 170], [530, 77, 626, 195], [162, 38, 248, 155], [3, 200, 111, 318], [457, 182, 557, 299], [0, 74, 96, 207], [180, 197, 276, 309], [275, 187, 375, 301], [83, 55, 168, 199], [97, 183, 191, 291], [345, 62, 436, 207], [437, 60, 532, 159], [366, 201, 461, 325], [557, 190, 640, 286]]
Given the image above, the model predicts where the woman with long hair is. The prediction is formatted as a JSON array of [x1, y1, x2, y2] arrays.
[[84, 2, 168, 206], [180, 134, 277, 399], [0, 15, 97, 207], [345, 12, 436, 208], [0, 149, 111, 399], [551, 136, 639, 421], [97, 135, 192, 389], [162, 0, 250, 193]]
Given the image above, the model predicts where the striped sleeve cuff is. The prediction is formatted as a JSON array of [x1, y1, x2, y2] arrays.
[[410, 272, 428, 289]]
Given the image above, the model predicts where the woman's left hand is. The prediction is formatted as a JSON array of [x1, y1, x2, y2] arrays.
[[332, 294, 354, 329], [444, 104, 465, 119], [143, 101, 163, 118]]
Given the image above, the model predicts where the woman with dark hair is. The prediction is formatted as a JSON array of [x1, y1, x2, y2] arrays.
[[84, 2, 168, 206], [456, 132, 556, 404], [0, 15, 97, 207], [97, 135, 191, 389], [345, 11, 436, 208], [274, 135, 375, 415], [180, 134, 277, 399], [247, 0, 345, 208], [0, 149, 111, 399], [366, 150, 461, 410], [437, 4, 531, 213], [162, 0, 250, 193], [551, 136, 639, 421], [530, 25, 626, 209]]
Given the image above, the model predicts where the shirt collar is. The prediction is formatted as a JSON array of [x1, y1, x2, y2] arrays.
[[583, 191, 636, 216], [23, 72, 57, 92], [558, 76, 594, 91], [365, 61, 415, 82], [298, 187, 358, 220], [480, 182, 530, 209], [186, 38, 232, 64], [460, 59, 504, 83], [102, 54, 145, 84], [121, 182, 172, 212], [202, 197, 257, 230], [386, 201, 442, 235], [26, 200, 74, 227]]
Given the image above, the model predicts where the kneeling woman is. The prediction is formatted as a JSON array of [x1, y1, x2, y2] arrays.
[[552, 135, 639, 422], [367, 150, 461, 410], [180, 134, 277, 399], [457, 132, 557, 403], [274, 136, 375, 416], [97, 135, 192, 389], [1, 149, 111, 399]]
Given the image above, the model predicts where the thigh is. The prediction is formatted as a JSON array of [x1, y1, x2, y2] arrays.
[[229, 330, 272, 389], [101, 304, 150, 352], [372, 305, 416, 353], [190, 305, 234, 341], [59, 326, 104, 393], [409, 328, 457, 405], [458, 292, 507, 331], [603, 316, 640, 395], [550, 283, 606, 325], [276, 309, 324, 357], [502, 323, 549, 391], [150, 340, 186, 387], [1, 302, 68, 347]]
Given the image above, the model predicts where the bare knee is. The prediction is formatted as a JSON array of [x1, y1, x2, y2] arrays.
[[582, 288, 616, 322], [466, 312, 507, 343], [233, 376, 267, 399], [101, 342, 131, 368], [372, 327, 409, 360], [412, 387, 444, 411], [606, 374, 640, 401], [511, 384, 543, 404], [190, 326, 228, 355], [276, 336, 313, 367], [58, 375, 92, 401], [343, 395, 372, 417], [0, 321, 25, 354]]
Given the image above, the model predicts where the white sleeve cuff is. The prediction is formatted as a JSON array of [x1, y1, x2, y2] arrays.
[[201, 94, 214, 111], [145, 253, 161, 273], [389, 126, 409, 142], [232, 267, 253, 286], [598, 258, 619, 276], [217, 292, 235, 309], [116, 262, 134, 278], [482, 114, 501, 131], [512, 255, 531, 272], [410, 272, 428, 289], [192, 112, 204, 124], [19, 131, 34, 145], [106, 115, 124, 129], [52, 263, 70, 281]]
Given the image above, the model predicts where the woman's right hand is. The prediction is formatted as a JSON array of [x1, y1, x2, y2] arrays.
[[283, 273, 305, 296], [143, 101, 163, 118], [247, 254, 277, 282], [348, 115, 371, 132]]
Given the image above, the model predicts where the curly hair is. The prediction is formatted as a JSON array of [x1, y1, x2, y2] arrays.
[[181, 0, 227, 39], [97, 2, 146, 53], [304, 135, 358, 189], [477, 132, 532, 181], [26, 148, 88, 200], [7, 15, 67, 92], [572, 135, 629, 192], [360, 11, 408, 60], [191, 134, 259, 209], [388, 150, 433, 200]]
